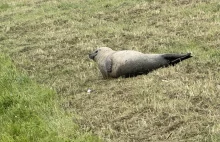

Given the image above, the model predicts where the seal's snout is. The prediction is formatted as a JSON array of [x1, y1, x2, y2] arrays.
[[89, 49, 101, 60], [89, 49, 99, 60], [89, 52, 97, 60], [89, 53, 94, 60]]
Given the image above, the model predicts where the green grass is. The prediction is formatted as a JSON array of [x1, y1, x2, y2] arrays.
[[0, 0, 220, 141], [0, 54, 101, 141]]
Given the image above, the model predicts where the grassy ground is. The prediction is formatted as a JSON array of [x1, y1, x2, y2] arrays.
[[0, 54, 100, 141], [1, 0, 220, 141]]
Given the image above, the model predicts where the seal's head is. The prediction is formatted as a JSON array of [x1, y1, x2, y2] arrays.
[[89, 49, 98, 60], [89, 47, 113, 61]]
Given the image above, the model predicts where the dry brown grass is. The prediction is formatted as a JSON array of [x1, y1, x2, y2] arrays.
[[1, 0, 220, 141]]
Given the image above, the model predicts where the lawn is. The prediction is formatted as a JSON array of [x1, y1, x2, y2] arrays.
[[1, 0, 220, 141]]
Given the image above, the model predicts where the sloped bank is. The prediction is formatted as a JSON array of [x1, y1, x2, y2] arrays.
[[0, 54, 101, 142]]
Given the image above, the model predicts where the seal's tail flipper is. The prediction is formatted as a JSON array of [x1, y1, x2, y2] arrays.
[[162, 53, 192, 66]]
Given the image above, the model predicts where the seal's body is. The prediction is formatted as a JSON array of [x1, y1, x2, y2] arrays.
[[89, 47, 192, 78]]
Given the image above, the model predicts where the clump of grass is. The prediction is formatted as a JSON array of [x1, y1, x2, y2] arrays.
[[0, 3, 10, 11], [0, 54, 101, 142]]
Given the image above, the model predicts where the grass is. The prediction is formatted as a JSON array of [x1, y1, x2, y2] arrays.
[[0, 55, 101, 141], [0, 0, 220, 141]]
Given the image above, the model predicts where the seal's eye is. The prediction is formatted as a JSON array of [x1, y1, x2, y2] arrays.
[[95, 50, 98, 53]]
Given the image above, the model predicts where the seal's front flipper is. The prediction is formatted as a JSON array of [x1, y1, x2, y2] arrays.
[[105, 56, 112, 73]]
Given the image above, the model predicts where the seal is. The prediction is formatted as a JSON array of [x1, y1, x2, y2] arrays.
[[89, 47, 192, 78]]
